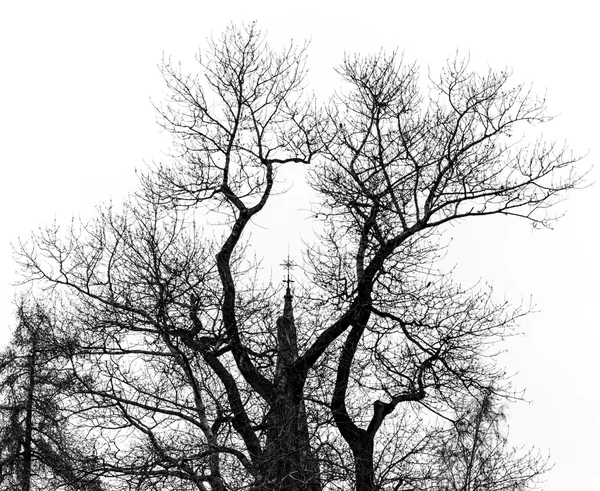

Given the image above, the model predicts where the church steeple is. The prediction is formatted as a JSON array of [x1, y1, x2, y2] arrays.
[[275, 255, 298, 373], [270, 255, 322, 490]]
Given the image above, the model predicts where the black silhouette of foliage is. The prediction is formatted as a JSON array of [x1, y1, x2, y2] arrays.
[[0, 301, 102, 491]]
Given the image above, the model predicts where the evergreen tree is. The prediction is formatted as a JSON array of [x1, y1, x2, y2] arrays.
[[0, 301, 102, 491]]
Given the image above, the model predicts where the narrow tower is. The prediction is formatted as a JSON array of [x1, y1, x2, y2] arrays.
[[275, 254, 298, 371], [267, 255, 322, 490]]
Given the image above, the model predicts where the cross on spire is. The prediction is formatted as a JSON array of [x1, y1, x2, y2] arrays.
[[280, 254, 295, 293], [280, 254, 295, 321]]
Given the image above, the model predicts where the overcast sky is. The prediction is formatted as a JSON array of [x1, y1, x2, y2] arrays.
[[1, 1, 598, 489]]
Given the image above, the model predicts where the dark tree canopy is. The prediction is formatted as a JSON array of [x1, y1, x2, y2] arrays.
[[10, 23, 580, 491], [0, 301, 101, 491]]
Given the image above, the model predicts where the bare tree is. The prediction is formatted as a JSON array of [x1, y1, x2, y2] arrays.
[[308, 50, 577, 489], [15, 24, 580, 491], [429, 389, 548, 491]]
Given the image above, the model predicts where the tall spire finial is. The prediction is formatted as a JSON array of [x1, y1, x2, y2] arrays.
[[280, 253, 295, 321], [280, 253, 295, 293]]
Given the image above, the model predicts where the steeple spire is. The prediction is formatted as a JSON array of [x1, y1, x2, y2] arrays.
[[280, 254, 295, 321]]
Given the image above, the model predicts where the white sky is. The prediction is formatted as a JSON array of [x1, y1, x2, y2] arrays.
[[1, 1, 598, 489]]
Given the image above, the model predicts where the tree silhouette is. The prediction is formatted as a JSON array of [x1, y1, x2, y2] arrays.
[[0, 301, 102, 491], [430, 389, 547, 491], [15, 23, 579, 491]]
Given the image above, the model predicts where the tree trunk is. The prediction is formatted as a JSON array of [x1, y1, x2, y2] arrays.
[[353, 439, 376, 491], [21, 336, 37, 491]]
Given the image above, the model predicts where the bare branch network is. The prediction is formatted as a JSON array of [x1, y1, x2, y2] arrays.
[[3, 22, 581, 491]]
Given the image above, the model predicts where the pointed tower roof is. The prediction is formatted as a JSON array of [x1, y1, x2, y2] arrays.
[[280, 255, 295, 322]]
